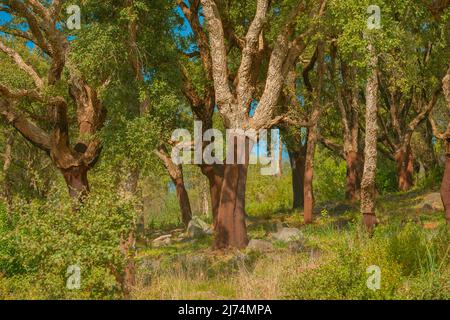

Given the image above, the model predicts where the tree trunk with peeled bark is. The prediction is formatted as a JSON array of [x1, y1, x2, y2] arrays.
[[201, 164, 224, 228], [345, 150, 363, 201], [173, 176, 193, 227], [301, 42, 325, 224], [200, 0, 326, 247], [329, 45, 363, 201], [360, 41, 379, 231], [215, 162, 249, 249], [395, 145, 414, 192]]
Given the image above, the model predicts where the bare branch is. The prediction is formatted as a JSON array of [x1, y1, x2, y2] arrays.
[[236, 0, 269, 109], [0, 39, 44, 88], [0, 97, 51, 152], [200, 0, 233, 110]]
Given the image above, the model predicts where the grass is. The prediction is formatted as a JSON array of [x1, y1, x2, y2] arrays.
[[131, 189, 449, 300]]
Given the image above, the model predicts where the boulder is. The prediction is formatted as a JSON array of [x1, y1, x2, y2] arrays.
[[152, 234, 172, 247], [247, 239, 274, 252], [418, 193, 444, 211], [187, 216, 213, 238], [272, 227, 303, 243], [287, 241, 304, 253]]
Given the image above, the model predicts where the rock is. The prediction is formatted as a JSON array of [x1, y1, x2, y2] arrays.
[[418, 193, 444, 211], [187, 216, 213, 238], [247, 239, 274, 252], [272, 227, 303, 243], [287, 241, 304, 253], [152, 234, 172, 247]]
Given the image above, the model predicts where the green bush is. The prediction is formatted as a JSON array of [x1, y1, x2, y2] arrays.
[[285, 222, 449, 300], [0, 189, 135, 299]]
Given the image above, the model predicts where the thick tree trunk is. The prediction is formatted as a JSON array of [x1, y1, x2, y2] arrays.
[[201, 164, 223, 228], [303, 125, 318, 224], [215, 163, 249, 249], [345, 150, 362, 201], [360, 41, 379, 231], [60, 165, 90, 200], [442, 143, 450, 222], [172, 176, 192, 226], [288, 149, 306, 209], [395, 146, 414, 192]]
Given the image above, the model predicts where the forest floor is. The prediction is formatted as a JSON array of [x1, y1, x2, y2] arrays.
[[132, 188, 449, 300]]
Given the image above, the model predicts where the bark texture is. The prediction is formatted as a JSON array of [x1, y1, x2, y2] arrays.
[[215, 162, 249, 249], [360, 41, 379, 231], [200, 0, 326, 247], [395, 146, 414, 192]]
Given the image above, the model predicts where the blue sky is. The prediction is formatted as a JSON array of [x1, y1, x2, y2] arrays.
[[0, 6, 289, 161]]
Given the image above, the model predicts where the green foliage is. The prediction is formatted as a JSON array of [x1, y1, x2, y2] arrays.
[[285, 221, 449, 300], [0, 188, 135, 299], [313, 148, 347, 202]]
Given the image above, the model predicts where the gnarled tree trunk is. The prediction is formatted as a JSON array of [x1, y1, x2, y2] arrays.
[[60, 165, 90, 200]]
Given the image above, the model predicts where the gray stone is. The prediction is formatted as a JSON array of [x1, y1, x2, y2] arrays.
[[187, 217, 213, 238], [152, 234, 172, 247], [247, 239, 274, 252], [272, 227, 303, 243], [418, 193, 444, 211], [287, 241, 304, 253]]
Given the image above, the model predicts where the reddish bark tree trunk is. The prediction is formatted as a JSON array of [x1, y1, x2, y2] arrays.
[[201, 164, 224, 228], [442, 144, 450, 222], [288, 149, 306, 209], [395, 146, 414, 192], [215, 163, 249, 249], [60, 166, 90, 200], [346, 150, 362, 201], [172, 176, 193, 227]]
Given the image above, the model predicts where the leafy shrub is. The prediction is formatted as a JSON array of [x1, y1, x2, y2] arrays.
[[0, 187, 135, 299]]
